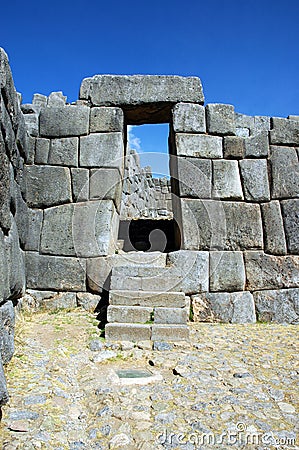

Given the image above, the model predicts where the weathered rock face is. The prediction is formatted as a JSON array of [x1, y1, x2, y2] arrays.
[[253, 288, 299, 324], [0, 48, 28, 405], [192, 292, 256, 323]]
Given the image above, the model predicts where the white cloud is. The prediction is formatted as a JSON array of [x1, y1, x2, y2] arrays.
[[127, 125, 142, 152]]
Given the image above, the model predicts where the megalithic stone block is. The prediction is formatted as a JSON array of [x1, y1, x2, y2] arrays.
[[80, 132, 124, 173], [39, 105, 89, 137], [180, 199, 263, 251], [25, 165, 72, 208], [253, 288, 299, 323], [281, 199, 299, 254], [239, 159, 270, 201], [175, 133, 223, 159], [261, 201, 287, 255], [191, 292, 256, 323], [172, 103, 206, 133], [244, 251, 299, 290], [270, 146, 299, 199], [25, 252, 86, 291], [212, 160, 243, 200], [206, 104, 235, 135], [80, 75, 204, 106], [270, 117, 299, 145], [41, 200, 119, 257], [90, 107, 124, 133], [210, 251, 246, 292]]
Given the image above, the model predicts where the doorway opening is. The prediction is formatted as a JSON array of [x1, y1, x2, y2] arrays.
[[118, 219, 180, 253], [118, 116, 181, 253]]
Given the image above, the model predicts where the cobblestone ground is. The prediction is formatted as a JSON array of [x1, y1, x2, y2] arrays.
[[0, 309, 298, 450]]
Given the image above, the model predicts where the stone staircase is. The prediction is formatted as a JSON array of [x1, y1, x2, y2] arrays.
[[105, 252, 190, 342]]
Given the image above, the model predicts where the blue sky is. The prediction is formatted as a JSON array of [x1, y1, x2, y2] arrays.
[[1, 0, 298, 176]]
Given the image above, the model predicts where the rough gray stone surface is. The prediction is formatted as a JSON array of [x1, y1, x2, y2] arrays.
[[172, 103, 206, 133], [167, 250, 209, 294], [0, 356, 9, 405], [235, 112, 254, 130], [223, 136, 245, 159], [35, 138, 50, 164], [107, 305, 153, 324], [71, 168, 89, 202], [80, 132, 124, 172], [24, 208, 43, 251], [105, 323, 151, 341], [23, 113, 39, 136], [151, 324, 189, 342], [0, 148, 11, 232], [212, 160, 243, 200], [0, 301, 15, 364], [0, 230, 10, 301], [209, 251, 245, 292], [90, 107, 124, 133], [176, 157, 211, 198], [90, 168, 122, 210], [32, 93, 47, 110], [281, 199, 299, 254], [270, 117, 299, 145], [80, 75, 204, 106], [25, 165, 72, 207], [39, 105, 89, 137], [154, 306, 188, 324], [254, 288, 299, 323], [25, 252, 86, 291], [253, 116, 271, 134], [270, 146, 299, 199], [33, 292, 77, 311], [41, 200, 118, 257], [109, 290, 186, 308], [48, 137, 78, 166], [239, 159, 270, 201], [181, 199, 263, 250], [206, 104, 235, 135], [261, 201, 287, 255], [76, 293, 101, 311], [244, 251, 299, 290], [87, 257, 113, 293], [14, 186, 29, 247], [245, 131, 269, 157], [47, 91, 67, 107], [5, 218, 25, 300], [192, 291, 256, 323], [175, 133, 223, 158]]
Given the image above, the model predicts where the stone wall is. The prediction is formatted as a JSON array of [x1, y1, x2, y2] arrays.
[[0, 54, 298, 343], [21, 92, 124, 306], [120, 148, 172, 220], [171, 102, 299, 324], [19, 74, 299, 325], [0, 49, 29, 405]]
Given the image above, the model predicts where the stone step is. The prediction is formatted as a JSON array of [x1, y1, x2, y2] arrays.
[[105, 323, 151, 341], [113, 251, 167, 268], [107, 305, 189, 324], [151, 324, 190, 342], [105, 323, 190, 342], [110, 267, 182, 291], [109, 290, 186, 307], [107, 305, 153, 324]]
